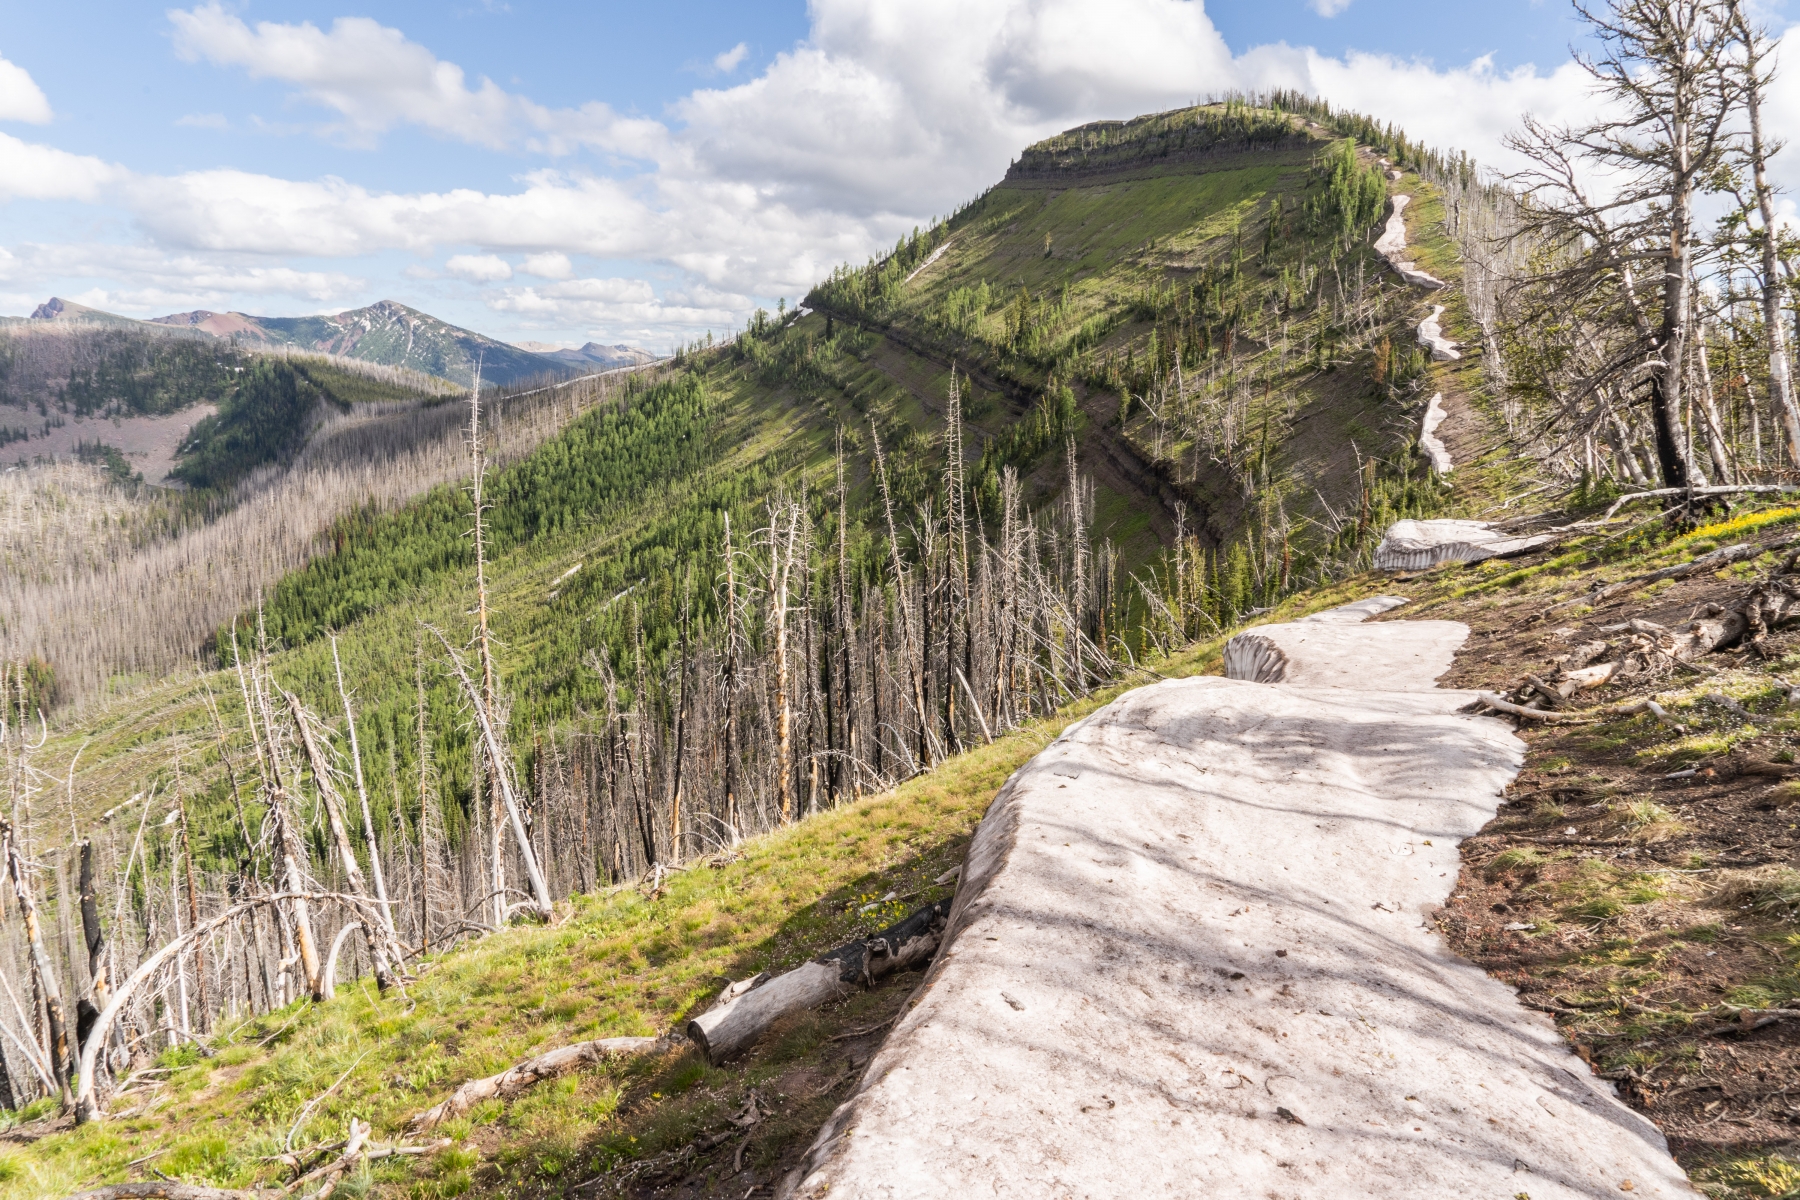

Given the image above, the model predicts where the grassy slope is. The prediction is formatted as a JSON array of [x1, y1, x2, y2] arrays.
[[36, 112, 1431, 844], [1, 574, 1410, 1200], [3, 106, 1520, 1198]]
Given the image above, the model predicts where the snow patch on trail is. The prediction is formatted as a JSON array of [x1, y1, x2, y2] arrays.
[[1419, 392, 1453, 475], [1374, 195, 1446, 290], [781, 601, 1693, 1199], [1418, 304, 1461, 361], [1374, 519, 1555, 571]]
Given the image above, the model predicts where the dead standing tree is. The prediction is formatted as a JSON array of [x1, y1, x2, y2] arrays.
[[1725, 0, 1800, 465], [1504, 0, 1742, 489]]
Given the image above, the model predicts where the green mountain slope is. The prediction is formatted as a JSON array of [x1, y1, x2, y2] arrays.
[[37, 98, 1473, 851], [0, 98, 1515, 1200]]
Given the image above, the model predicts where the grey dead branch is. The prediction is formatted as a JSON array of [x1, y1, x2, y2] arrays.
[[1484, 543, 1800, 728]]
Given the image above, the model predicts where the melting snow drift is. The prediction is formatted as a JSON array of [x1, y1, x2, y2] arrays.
[[1374, 195, 1447, 290], [1373, 519, 1555, 572], [781, 600, 1691, 1198]]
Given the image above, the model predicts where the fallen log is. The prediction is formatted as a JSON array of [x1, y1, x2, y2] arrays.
[[1472, 694, 1680, 727], [687, 898, 953, 1066], [1472, 694, 1596, 724], [1552, 541, 1765, 614], [65, 1187, 267, 1200], [1603, 484, 1800, 519], [406, 1036, 659, 1132]]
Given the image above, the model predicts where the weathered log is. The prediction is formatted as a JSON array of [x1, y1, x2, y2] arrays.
[[407, 1036, 659, 1132], [1570, 541, 1761, 611], [64, 1186, 267, 1200], [1473, 694, 1597, 724], [1602, 484, 1800, 518], [687, 898, 953, 1066]]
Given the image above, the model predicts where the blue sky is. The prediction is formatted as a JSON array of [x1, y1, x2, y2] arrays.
[[0, 1, 1778, 350]]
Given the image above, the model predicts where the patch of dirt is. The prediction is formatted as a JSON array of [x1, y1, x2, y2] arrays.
[[1409, 558, 1800, 1183], [2, 405, 214, 484]]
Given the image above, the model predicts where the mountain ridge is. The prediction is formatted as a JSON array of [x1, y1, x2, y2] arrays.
[[22, 297, 571, 388], [514, 339, 658, 369]]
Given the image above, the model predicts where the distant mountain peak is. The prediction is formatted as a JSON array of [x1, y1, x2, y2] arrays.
[[513, 340, 657, 370], [25, 297, 157, 329], [139, 298, 569, 388]]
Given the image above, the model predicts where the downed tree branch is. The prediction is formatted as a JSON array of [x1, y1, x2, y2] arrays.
[[406, 1036, 659, 1133], [64, 1186, 269, 1200], [285, 1050, 370, 1152], [1550, 540, 1776, 614], [1471, 693, 1681, 727], [687, 897, 954, 1066], [1602, 484, 1800, 519], [74, 891, 387, 1124], [1470, 694, 1598, 724]]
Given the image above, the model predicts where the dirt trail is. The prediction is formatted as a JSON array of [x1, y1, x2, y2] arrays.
[[783, 599, 1696, 1198]]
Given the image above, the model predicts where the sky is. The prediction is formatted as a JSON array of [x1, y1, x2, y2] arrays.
[[0, 0, 1793, 352]]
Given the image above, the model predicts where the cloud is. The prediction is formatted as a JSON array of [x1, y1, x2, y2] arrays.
[[0, 55, 52, 124], [1309, 0, 1353, 15], [490, 275, 743, 336], [445, 253, 513, 282], [166, 3, 664, 157], [176, 112, 229, 129], [0, 132, 122, 201], [714, 43, 749, 74], [169, 4, 520, 148], [520, 252, 572, 279], [0, 240, 365, 313]]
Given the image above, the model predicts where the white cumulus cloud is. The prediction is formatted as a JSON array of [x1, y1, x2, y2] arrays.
[[0, 54, 52, 124], [445, 253, 514, 282], [167, 3, 665, 158], [1309, 0, 1354, 16], [520, 252, 573, 279], [714, 43, 749, 74], [0, 132, 122, 201]]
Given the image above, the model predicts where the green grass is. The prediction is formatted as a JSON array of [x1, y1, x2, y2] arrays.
[[0, 561, 1381, 1200], [0, 666, 1138, 1198]]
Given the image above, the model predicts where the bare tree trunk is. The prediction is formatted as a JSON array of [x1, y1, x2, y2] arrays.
[[176, 792, 209, 1034], [244, 652, 323, 1002], [427, 630, 554, 918], [332, 637, 397, 941], [284, 691, 398, 990], [1695, 324, 1736, 483], [0, 820, 69, 1102], [835, 445, 860, 800], [466, 361, 508, 928], [1731, 0, 1800, 467], [722, 513, 742, 842], [772, 504, 799, 823], [870, 424, 935, 766]]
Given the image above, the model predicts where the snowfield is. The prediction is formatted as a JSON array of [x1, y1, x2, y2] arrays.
[[783, 599, 1695, 1199]]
